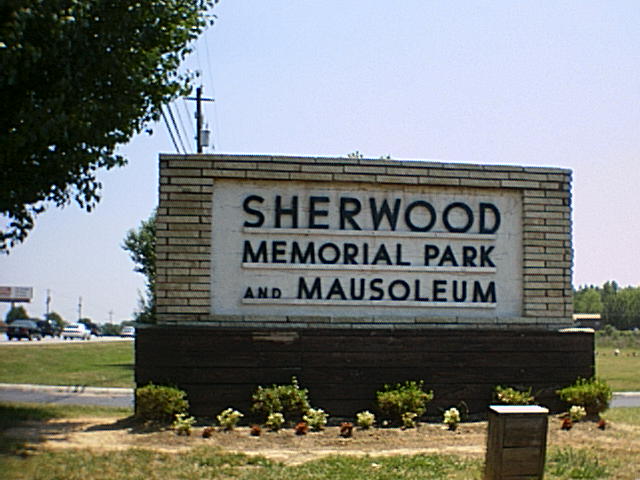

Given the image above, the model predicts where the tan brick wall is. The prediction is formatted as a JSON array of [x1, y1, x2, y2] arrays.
[[156, 154, 573, 330]]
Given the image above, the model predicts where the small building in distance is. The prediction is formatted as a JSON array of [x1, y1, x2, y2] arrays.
[[573, 313, 602, 330]]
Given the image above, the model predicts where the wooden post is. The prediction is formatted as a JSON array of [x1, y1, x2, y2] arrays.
[[484, 405, 549, 480]]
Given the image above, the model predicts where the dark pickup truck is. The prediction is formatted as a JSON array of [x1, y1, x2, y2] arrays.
[[6, 319, 43, 341], [37, 319, 61, 337]]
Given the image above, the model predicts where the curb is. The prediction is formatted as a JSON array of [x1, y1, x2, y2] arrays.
[[0, 383, 132, 396], [613, 392, 640, 398]]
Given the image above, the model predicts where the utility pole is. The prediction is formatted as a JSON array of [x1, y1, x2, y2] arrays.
[[78, 296, 82, 321], [45, 289, 51, 320], [186, 85, 215, 153]]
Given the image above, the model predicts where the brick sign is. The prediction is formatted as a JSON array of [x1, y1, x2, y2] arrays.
[[156, 155, 572, 329], [211, 180, 522, 318]]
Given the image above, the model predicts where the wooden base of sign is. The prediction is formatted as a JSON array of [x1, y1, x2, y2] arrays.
[[135, 326, 593, 419]]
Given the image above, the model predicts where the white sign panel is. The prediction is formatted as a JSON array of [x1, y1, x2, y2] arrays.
[[211, 180, 522, 318]]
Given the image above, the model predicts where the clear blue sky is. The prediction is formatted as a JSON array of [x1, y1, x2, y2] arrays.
[[2, 1, 639, 323]]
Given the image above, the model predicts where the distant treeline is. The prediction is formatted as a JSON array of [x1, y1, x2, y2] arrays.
[[574, 281, 640, 330]]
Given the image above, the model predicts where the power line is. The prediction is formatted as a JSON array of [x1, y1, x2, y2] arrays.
[[166, 104, 187, 154], [174, 104, 191, 153], [161, 106, 181, 153]]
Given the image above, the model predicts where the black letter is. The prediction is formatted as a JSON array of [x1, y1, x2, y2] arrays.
[[452, 281, 467, 302], [327, 279, 347, 300], [473, 281, 496, 303], [343, 243, 359, 264], [404, 200, 436, 232], [369, 278, 384, 300], [462, 246, 477, 267], [309, 196, 330, 229], [424, 244, 440, 266], [372, 244, 392, 265], [479, 202, 501, 234], [298, 277, 322, 299], [275, 195, 298, 228], [433, 280, 447, 302], [395, 244, 411, 266], [243, 240, 268, 263], [443, 202, 473, 233], [370, 198, 401, 230], [413, 280, 429, 301], [350, 278, 365, 299], [272, 241, 287, 263], [319, 243, 341, 264], [438, 245, 458, 267], [243, 195, 265, 227], [291, 241, 316, 264], [480, 246, 495, 267], [389, 280, 410, 301], [340, 197, 362, 230]]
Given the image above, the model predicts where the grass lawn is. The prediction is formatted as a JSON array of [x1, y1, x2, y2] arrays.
[[0, 341, 134, 388], [595, 347, 640, 391]]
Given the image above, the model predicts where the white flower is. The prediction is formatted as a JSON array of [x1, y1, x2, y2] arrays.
[[569, 405, 586, 422]]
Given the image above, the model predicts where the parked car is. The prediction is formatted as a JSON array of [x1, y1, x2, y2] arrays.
[[6, 319, 43, 341], [120, 326, 135, 338], [37, 319, 61, 337], [61, 323, 91, 340]]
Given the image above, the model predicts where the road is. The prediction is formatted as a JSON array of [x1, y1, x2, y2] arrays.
[[0, 384, 133, 408]]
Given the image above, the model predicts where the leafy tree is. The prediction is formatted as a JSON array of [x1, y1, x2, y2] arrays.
[[100, 322, 121, 336], [0, 0, 218, 251], [574, 287, 603, 313], [122, 210, 156, 323], [5, 305, 29, 323], [79, 317, 100, 334], [574, 282, 640, 330], [46, 311, 66, 330]]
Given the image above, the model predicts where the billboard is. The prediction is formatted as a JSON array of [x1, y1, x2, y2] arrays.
[[0, 286, 34, 302]]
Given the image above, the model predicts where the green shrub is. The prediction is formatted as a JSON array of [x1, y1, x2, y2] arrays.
[[494, 385, 535, 405], [135, 383, 189, 423], [251, 377, 310, 423], [376, 380, 434, 423], [557, 377, 612, 417]]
